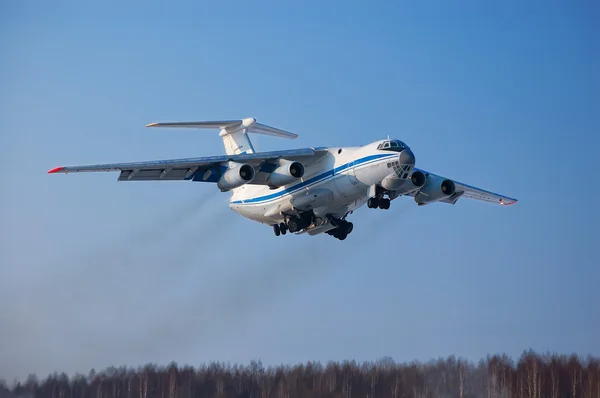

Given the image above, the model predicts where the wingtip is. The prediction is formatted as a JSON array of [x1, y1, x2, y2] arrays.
[[48, 166, 65, 174]]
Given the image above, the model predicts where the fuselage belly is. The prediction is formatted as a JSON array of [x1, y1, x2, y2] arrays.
[[229, 147, 400, 226]]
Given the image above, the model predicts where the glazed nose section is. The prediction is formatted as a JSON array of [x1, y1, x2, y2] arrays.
[[399, 148, 416, 166]]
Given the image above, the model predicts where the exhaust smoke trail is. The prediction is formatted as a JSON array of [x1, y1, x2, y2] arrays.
[[4, 186, 395, 380], [127, 196, 405, 357], [86, 189, 220, 268], [136, 230, 359, 359], [0, 189, 238, 377]]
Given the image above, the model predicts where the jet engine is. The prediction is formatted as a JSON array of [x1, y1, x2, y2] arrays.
[[413, 175, 456, 205], [217, 162, 255, 191], [381, 170, 426, 193], [266, 160, 305, 188]]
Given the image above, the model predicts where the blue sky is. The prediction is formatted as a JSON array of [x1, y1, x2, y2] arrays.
[[1, 0, 599, 382]]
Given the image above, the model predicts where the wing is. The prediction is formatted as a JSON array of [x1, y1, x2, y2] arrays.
[[48, 148, 328, 183], [410, 168, 518, 206]]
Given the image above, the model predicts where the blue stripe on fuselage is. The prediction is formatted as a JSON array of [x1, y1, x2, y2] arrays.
[[230, 153, 396, 205]]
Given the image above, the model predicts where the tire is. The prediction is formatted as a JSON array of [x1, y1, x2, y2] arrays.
[[368, 198, 378, 208], [379, 199, 390, 210], [273, 224, 280, 236], [288, 219, 299, 232], [345, 222, 354, 234]]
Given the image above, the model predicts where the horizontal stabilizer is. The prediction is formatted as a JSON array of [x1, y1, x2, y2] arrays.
[[146, 117, 298, 139]]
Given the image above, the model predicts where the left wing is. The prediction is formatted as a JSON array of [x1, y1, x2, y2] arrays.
[[47, 148, 327, 184], [410, 168, 518, 206]]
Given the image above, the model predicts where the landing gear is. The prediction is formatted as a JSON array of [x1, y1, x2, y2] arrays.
[[273, 213, 310, 237], [287, 218, 299, 233], [367, 196, 390, 209], [326, 219, 354, 240], [274, 211, 354, 241], [287, 214, 312, 233], [273, 222, 289, 236]]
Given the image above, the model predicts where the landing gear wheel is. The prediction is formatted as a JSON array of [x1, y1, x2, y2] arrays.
[[273, 224, 280, 236], [288, 219, 299, 233], [379, 198, 390, 209], [367, 197, 379, 208], [328, 219, 353, 240], [345, 222, 354, 234], [333, 229, 347, 240], [279, 223, 287, 235]]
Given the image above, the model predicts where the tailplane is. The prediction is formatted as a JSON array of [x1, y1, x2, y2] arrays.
[[146, 117, 298, 155]]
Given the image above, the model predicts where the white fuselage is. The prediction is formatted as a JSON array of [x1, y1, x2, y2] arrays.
[[228, 140, 404, 229]]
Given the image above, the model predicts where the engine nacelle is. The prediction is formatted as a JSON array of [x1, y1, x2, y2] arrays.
[[381, 170, 426, 193], [217, 162, 255, 191], [413, 175, 456, 205], [266, 160, 305, 188]]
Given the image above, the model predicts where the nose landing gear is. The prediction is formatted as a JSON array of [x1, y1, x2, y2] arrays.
[[273, 222, 289, 236]]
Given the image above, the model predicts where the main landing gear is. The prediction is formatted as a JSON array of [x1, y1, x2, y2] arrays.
[[367, 196, 390, 210], [325, 218, 354, 241], [272, 211, 353, 241], [273, 212, 312, 236]]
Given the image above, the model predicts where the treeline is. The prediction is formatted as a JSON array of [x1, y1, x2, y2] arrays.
[[3, 350, 599, 398]]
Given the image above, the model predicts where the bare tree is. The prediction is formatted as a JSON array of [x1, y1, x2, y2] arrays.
[[11, 350, 600, 398]]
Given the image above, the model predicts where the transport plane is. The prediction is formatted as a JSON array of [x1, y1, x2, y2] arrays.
[[48, 118, 517, 240]]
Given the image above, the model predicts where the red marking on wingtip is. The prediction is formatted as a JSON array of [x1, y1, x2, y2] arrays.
[[48, 166, 65, 174]]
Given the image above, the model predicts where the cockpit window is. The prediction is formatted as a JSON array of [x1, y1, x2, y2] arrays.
[[377, 139, 407, 152]]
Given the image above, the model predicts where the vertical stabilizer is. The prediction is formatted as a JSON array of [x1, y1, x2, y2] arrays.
[[221, 129, 255, 155]]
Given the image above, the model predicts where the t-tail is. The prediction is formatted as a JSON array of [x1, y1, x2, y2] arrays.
[[145, 117, 298, 155]]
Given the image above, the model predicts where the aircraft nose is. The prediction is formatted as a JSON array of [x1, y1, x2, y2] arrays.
[[399, 148, 415, 166]]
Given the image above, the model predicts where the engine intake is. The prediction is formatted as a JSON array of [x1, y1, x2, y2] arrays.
[[413, 175, 456, 205], [217, 163, 255, 191], [411, 171, 426, 187], [266, 160, 305, 188]]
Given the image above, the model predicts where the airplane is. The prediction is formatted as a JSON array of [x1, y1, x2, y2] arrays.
[[48, 117, 517, 240]]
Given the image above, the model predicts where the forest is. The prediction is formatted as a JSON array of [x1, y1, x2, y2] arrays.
[[2, 350, 599, 398]]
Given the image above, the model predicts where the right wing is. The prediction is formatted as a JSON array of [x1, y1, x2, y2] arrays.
[[47, 148, 328, 183], [408, 168, 518, 206]]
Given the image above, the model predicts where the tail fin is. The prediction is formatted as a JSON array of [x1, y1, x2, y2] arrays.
[[146, 117, 298, 155]]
